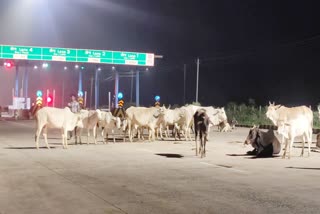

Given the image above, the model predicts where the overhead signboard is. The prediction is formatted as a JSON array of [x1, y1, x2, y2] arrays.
[[0, 44, 154, 66]]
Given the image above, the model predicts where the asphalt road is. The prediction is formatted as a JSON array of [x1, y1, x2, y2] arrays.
[[1, 120, 320, 214]]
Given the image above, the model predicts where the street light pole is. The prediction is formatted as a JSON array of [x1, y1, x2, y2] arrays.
[[196, 58, 200, 103], [183, 64, 186, 104]]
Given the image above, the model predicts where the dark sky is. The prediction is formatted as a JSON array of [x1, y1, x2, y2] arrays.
[[1, 0, 320, 107]]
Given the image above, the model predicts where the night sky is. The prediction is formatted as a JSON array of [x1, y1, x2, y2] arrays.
[[1, 0, 320, 107]]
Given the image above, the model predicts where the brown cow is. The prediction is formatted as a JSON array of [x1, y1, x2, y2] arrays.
[[194, 109, 210, 158], [244, 126, 281, 157]]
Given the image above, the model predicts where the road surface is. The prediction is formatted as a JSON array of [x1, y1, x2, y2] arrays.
[[0, 120, 320, 214]]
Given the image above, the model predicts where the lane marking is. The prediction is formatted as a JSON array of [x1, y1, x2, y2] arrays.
[[136, 148, 154, 153], [199, 162, 248, 174], [200, 162, 214, 166]]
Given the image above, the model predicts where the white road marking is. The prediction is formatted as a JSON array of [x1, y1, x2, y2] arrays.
[[136, 148, 154, 153], [199, 162, 248, 174], [200, 162, 214, 166]]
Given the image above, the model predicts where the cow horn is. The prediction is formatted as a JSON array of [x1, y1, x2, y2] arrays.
[[269, 101, 271, 105], [168, 104, 171, 109]]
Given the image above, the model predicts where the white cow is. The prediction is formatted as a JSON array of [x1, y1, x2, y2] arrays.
[[35, 107, 83, 149], [160, 107, 188, 140], [277, 115, 312, 159], [75, 109, 102, 145], [125, 106, 166, 142], [266, 102, 313, 145], [98, 111, 121, 143], [182, 105, 227, 140]]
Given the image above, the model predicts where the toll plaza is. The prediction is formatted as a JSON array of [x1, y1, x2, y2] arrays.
[[0, 44, 160, 117]]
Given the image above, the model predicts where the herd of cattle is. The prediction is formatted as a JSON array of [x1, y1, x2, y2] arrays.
[[34, 102, 320, 159]]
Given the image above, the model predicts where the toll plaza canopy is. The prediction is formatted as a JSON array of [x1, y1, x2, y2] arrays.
[[0, 44, 155, 66]]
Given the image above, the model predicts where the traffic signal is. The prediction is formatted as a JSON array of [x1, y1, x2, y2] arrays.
[[3, 61, 14, 69], [36, 90, 43, 106], [47, 96, 53, 105], [118, 100, 124, 108], [154, 95, 160, 107]]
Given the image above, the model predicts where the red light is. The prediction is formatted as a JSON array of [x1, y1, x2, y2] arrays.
[[47, 96, 52, 103], [4, 62, 13, 68]]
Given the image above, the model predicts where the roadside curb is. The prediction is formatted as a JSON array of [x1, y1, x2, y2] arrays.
[[236, 124, 320, 134]]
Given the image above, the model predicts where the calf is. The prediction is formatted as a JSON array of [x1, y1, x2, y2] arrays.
[[194, 109, 210, 158], [98, 111, 121, 143], [76, 109, 102, 145], [277, 116, 312, 159], [244, 126, 281, 157]]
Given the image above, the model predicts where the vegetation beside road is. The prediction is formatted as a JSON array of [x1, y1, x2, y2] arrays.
[[225, 101, 320, 129]]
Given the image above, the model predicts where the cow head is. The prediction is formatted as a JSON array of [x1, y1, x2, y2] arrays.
[[95, 109, 102, 121], [244, 125, 260, 146], [154, 106, 167, 118], [266, 102, 281, 125], [207, 107, 227, 126], [75, 114, 84, 128]]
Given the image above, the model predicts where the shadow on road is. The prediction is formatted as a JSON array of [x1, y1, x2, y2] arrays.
[[286, 166, 320, 170], [155, 153, 184, 158], [4, 146, 57, 149], [226, 153, 280, 159]]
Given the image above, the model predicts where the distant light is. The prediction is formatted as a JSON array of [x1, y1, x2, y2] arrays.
[[155, 95, 160, 102], [42, 63, 49, 68], [47, 96, 52, 103], [64, 66, 68, 70], [75, 64, 79, 69], [112, 66, 115, 70], [34, 65, 38, 69], [3, 62, 13, 68], [98, 67, 101, 71], [36, 90, 43, 97], [81, 66, 85, 70], [117, 92, 123, 99], [146, 68, 149, 71], [78, 91, 84, 97], [4, 62, 12, 68]]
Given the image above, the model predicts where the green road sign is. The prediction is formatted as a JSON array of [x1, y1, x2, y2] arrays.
[[0, 44, 154, 66], [42, 47, 77, 62]]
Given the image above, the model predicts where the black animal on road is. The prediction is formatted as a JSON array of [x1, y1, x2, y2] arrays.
[[244, 126, 281, 157], [194, 109, 210, 158]]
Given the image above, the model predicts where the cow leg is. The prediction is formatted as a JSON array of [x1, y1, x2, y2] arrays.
[[64, 129, 69, 149], [300, 135, 306, 157], [195, 129, 198, 156], [74, 128, 78, 145], [42, 126, 50, 149], [128, 124, 132, 142], [61, 129, 66, 149], [204, 132, 207, 157], [112, 129, 116, 143], [282, 139, 289, 159], [35, 125, 44, 150], [288, 138, 294, 159], [200, 131, 204, 158], [93, 126, 97, 145], [308, 129, 312, 157]]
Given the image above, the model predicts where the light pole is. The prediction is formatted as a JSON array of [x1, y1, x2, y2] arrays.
[[196, 58, 200, 103]]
